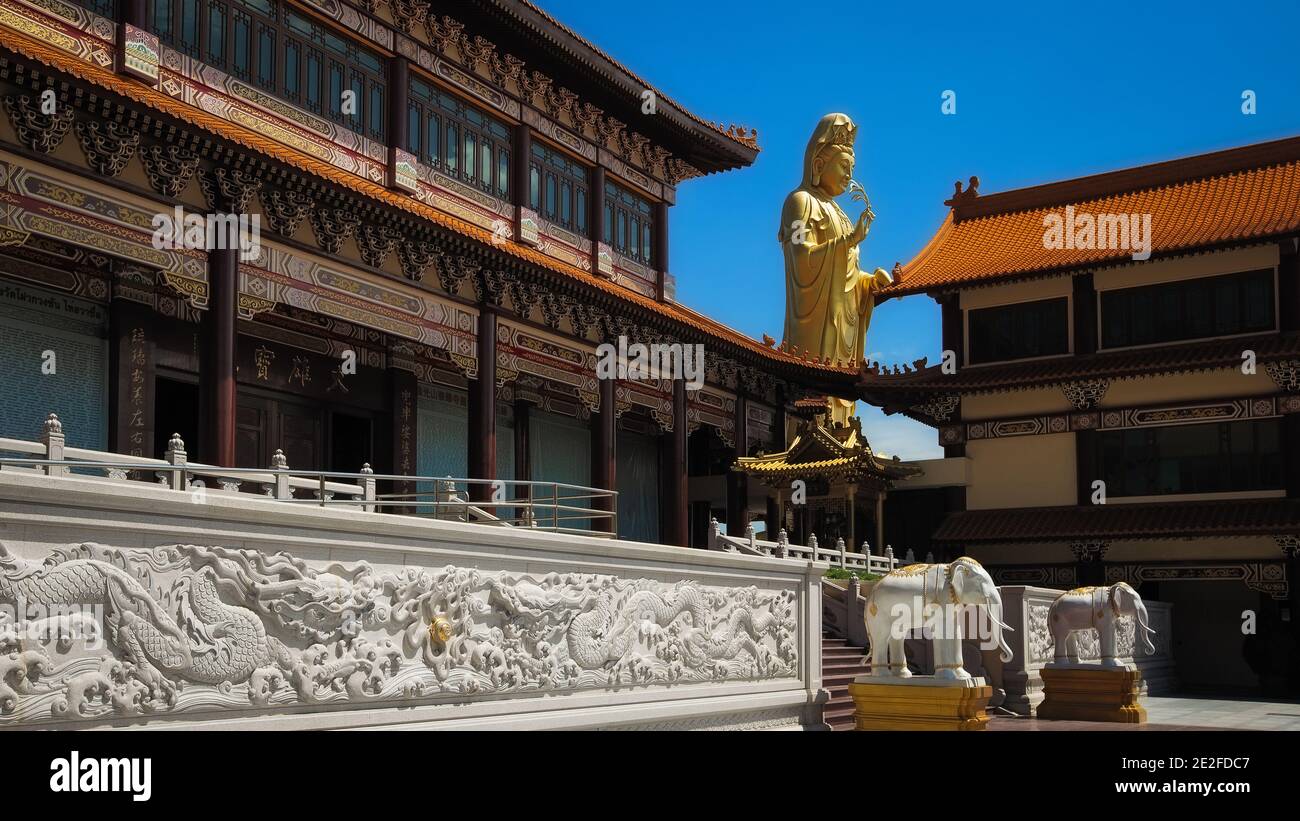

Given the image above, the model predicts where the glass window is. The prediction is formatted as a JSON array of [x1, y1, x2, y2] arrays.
[[529, 143, 590, 230], [1100, 269, 1275, 348], [968, 298, 1069, 364], [147, 0, 386, 140], [1097, 419, 1283, 496], [603, 181, 657, 266], [408, 76, 512, 195]]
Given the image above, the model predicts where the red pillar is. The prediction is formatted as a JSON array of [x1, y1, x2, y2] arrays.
[[201, 247, 237, 466], [468, 307, 497, 501], [661, 378, 688, 546], [654, 200, 669, 300], [726, 393, 749, 534]]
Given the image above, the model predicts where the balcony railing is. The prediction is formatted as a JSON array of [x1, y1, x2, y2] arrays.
[[706, 517, 901, 574], [1, 414, 616, 538]]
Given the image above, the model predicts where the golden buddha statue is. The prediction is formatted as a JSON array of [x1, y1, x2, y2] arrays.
[[778, 113, 894, 426]]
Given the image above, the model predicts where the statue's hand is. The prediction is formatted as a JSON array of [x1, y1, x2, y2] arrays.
[[851, 209, 874, 244]]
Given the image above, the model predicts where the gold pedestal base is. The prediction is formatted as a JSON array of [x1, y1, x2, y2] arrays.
[[848, 679, 992, 731], [1037, 666, 1147, 724]]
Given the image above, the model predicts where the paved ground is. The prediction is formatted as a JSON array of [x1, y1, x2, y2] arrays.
[[989, 696, 1300, 730]]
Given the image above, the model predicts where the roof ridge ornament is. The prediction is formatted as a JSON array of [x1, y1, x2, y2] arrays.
[[944, 175, 981, 207]]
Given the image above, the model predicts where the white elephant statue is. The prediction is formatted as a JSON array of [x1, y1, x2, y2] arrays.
[[864, 556, 1014, 681], [1048, 583, 1156, 666]]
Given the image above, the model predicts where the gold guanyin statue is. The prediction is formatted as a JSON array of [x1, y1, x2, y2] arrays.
[[779, 113, 895, 425]]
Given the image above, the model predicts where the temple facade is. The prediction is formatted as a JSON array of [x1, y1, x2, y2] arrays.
[[0, 0, 849, 546], [862, 136, 1300, 692]]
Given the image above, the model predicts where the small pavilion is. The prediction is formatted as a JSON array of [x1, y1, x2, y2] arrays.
[[733, 398, 920, 553]]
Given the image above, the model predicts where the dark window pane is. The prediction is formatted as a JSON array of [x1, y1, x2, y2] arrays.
[[153, 0, 174, 40], [206, 4, 226, 66], [232, 12, 250, 77], [529, 166, 540, 210], [257, 26, 274, 88], [306, 52, 321, 109], [180, 0, 199, 56], [285, 41, 299, 97], [968, 298, 1069, 364], [576, 188, 586, 233], [1100, 269, 1275, 348], [1097, 419, 1283, 496], [498, 150, 509, 198], [408, 105, 421, 157]]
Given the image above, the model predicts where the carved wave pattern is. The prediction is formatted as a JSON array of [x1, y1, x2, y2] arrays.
[[0, 543, 798, 726]]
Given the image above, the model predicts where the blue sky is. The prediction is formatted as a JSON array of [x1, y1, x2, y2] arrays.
[[542, 0, 1300, 458]]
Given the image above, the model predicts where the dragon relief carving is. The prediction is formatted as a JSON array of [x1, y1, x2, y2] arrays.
[[0, 542, 796, 725]]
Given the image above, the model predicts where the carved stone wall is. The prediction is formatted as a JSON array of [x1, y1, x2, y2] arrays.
[[0, 471, 822, 730]]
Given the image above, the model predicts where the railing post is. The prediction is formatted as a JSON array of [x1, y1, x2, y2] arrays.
[[847, 574, 861, 601], [41, 414, 67, 477], [775, 528, 789, 559], [885, 546, 896, 569], [925, 550, 935, 564], [360, 463, 375, 513], [271, 449, 290, 500], [837, 536, 846, 569], [164, 432, 187, 491], [861, 540, 871, 556], [746, 522, 756, 553], [709, 516, 721, 550], [808, 533, 818, 561]]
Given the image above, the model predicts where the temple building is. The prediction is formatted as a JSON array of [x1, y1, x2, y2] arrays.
[[862, 135, 1300, 692], [0, 0, 850, 546]]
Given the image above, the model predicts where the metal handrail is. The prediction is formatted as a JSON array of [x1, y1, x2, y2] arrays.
[[0, 457, 618, 538]]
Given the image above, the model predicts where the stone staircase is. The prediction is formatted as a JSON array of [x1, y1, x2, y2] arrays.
[[822, 636, 868, 730]]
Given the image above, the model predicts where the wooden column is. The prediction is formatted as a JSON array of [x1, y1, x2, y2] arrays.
[[1285, 414, 1300, 499], [654, 200, 669, 300], [726, 394, 749, 534], [591, 376, 617, 533], [660, 378, 688, 546], [200, 247, 237, 467], [120, 0, 145, 26], [1280, 241, 1299, 332], [874, 492, 885, 555], [1073, 272, 1097, 355], [589, 166, 606, 278], [1076, 428, 1098, 506], [387, 57, 409, 153], [513, 124, 532, 209], [468, 307, 497, 501], [940, 293, 964, 366], [765, 494, 780, 538]]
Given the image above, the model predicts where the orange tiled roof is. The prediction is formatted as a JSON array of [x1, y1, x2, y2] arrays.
[[0, 25, 839, 378], [888, 136, 1300, 297]]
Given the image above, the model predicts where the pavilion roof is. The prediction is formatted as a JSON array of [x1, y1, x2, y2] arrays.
[[735, 417, 920, 482]]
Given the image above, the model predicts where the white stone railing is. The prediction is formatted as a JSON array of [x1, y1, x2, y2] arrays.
[[707, 517, 899, 575], [0, 414, 616, 537], [0, 466, 825, 730]]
